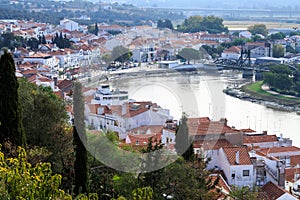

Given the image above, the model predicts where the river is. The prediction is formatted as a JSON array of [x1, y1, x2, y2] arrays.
[[108, 69, 300, 147]]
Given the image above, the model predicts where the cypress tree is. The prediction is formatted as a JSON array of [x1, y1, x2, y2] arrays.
[[0, 49, 26, 146], [174, 114, 194, 161], [94, 23, 99, 36], [42, 34, 46, 44], [73, 81, 87, 195]]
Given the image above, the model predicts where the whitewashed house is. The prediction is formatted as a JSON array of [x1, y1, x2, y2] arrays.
[[86, 101, 171, 139], [239, 31, 252, 39], [257, 146, 300, 168], [23, 52, 59, 69], [60, 19, 79, 31], [221, 46, 241, 60], [285, 167, 300, 197], [217, 146, 255, 187]]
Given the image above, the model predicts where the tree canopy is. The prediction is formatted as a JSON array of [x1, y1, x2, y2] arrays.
[[111, 45, 132, 63], [177, 15, 228, 33], [177, 48, 201, 64], [248, 24, 268, 37], [272, 44, 285, 58], [263, 64, 294, 92], [0, 50, 25, 146], [157, 19, 174, 30]]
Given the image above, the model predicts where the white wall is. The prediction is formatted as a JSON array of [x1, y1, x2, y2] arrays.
[[162, 129, 176, 144], [278, 193, 298, 200], [229, 165, 255, 187], [221, 52, 240, 60], [218, 149, 255, 187]]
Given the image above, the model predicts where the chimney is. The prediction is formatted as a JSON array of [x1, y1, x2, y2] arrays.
[[262, 131, 267, 135], [236, 151, 240, 164], [220, 118, 228, 126]]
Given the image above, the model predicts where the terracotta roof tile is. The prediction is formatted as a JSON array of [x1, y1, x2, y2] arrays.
[[285, 167, 300, 183], [187, 118, 240, 136], [128, 125, 163, 135], [127, 133, 162, 146], [290, 155, 300, 167], [222, 146, 252, 165], [259, 146, 300, 155], [57, 79, 73, 91], [260, 181, 286, 199], [208, 174, 231, 199], [243, 134, 278, 144], [223, 46, 241, 54], [194, 139, 232, 150]]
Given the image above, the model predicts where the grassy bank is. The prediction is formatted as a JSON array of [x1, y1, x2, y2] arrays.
[[241, 81, 300, 106]]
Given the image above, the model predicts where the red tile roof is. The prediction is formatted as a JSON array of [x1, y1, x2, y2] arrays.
[[187, 118, 240, 136], [259, 146, 300, 155], [290, 155, 300, 167], [194, 139, 232, 150], [260, 181, 287, 200], [222, 146, 252, 165], [285, 167, 300, 183], [128, 125, 163, 135], [223, 46, 241, 54], [208, 174, 231, 199], [25, 52, 52, 58], [243, 134, 278, 144], [57, 79, 73, 91], [121, 102, 158, 118], [127, 133, 162, 146]]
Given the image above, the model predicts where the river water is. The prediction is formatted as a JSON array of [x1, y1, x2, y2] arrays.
[[109, 69, 300, 147]]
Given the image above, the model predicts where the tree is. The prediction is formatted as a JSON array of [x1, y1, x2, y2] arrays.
[[263, 65, 293, 91], [273, 44, 285, 58], [164, 19, 174, 30], [0, 146, 71, 199], [229, 186, 259, 200], [73, 81, 88, 195], [174, 114, 194, 161], [269, 64, 292, 75], [19, 79, 68, 147], [18, 79, 74, 191], [27, 37, 39, 50], [42, 34, 47, 44], [177, 48, 200, 64], [157, 19, 164, 29], [248, 24, 268, 37], [111, 45, 132, 63], [0, 32, 14, 49], [177, 15, 228, 34], [0, 50, 25, 146], [94, 23, 99, 36], [102, 53, 112, 64], [269, 32, 286, 40], [157, 19, 174, 30]]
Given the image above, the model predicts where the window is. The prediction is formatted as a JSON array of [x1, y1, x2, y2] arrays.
[[231, 173, 235, 179], [243, 170, 250, 176], [136, 140, 139, 145]]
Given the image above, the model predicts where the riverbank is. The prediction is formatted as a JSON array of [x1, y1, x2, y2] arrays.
[[224, 81, 300, 113]]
